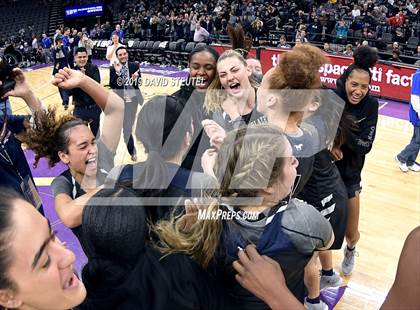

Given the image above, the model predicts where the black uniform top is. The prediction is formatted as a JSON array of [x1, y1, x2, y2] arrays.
[[69, 63, 101, 107], [286, 124, 318, 197], [78, 247, 234, 310], [0, 115, 44, 214], [172, 85, 211, 172], [107, 161, 195, 224], [51, 139, 114, 240], [211, 106, 267, 132], [298, 114, 343, 202], [334, 75, 378, 186]]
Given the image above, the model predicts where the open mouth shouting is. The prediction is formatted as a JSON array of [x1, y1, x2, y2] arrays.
[[228, 82, 242, 95], [85, 156, 97, 172]]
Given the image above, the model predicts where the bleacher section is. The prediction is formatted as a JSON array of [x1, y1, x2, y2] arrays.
[[92, 38, 420, 67], [0, 0, 50, 42]]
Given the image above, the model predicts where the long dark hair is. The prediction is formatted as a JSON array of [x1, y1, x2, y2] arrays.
[[131, 95, 192, 191], [20, 106, 86, 168], [80, 187, 149, 306], [227, 24, 252, 58], [81, 187, 147, 266]]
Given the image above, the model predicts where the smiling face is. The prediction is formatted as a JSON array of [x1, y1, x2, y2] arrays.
[[116, 48, 129, 65], [2, 199, 86, 309], [217, 55, 252, 98], [75, 51, 88, 68], [189, 51, 217, 91], [345, 69, 370, 105], [58, 124, 98, 178]]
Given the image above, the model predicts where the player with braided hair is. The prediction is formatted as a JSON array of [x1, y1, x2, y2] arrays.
[[154, 124, 334, 309]]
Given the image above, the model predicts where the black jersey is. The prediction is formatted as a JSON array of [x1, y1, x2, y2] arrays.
[[286, 124, 319, 196], [334, 75, 378, 186]]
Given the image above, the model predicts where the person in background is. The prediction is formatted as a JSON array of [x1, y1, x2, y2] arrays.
[[277, 35, 291, 48], [31, 34, 38, 50], [109, 46, 143, 161], [332, 46, 379, 276], [246, 58, 263, 84], [78, 33, 94, 63], [395, 68, 420, 172], [391, 51, 402, 62], [414, 46, 420, 58], [343, 44, 353, 56], [53, 28, 61, 43], [52, 35, 70, 110], [106, 33, 124, 66], [194, 22, 210, 43], [114, 24, 124, 41], [0, 68, 44, 214], [323, 42, 332, 53], [334, 19, 349, 44], [71, 30, 81, 57], [41, 33, 52, 64], [62, 27, 74, 69], [69, 47, 101, 137]]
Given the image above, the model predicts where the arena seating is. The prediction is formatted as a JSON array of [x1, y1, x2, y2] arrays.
[[91, 38, 420, 67], [0, 0, 49, 43]]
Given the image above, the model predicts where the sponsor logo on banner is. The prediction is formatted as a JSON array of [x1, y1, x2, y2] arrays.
[[211, 44, 416, 102]]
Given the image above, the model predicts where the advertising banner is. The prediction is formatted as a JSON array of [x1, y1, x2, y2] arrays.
[[211, 44, 416, 102]]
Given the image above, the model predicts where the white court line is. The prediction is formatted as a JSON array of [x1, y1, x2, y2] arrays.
[[378, 102, 389, 110]]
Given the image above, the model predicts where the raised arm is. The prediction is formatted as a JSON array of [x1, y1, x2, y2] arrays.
[[52, 67, 123, 152], [1, 68, 42, 112]]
